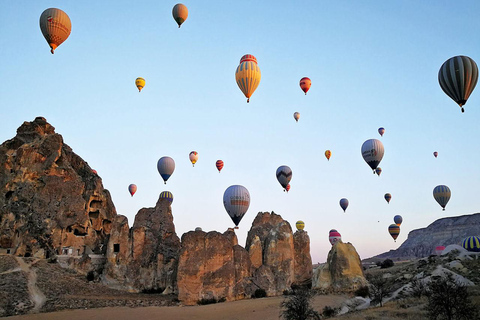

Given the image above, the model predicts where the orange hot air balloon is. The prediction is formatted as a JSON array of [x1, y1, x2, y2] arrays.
[[286, 184, 291, 192], [325, 150, 331, 161], [128, 184, 137, 197], [39, 8, 72, 54], [172, 3, 188, 28], [235, 54, 261, 103], [216, 160, 224, 173], [299, 77, 311, 95]]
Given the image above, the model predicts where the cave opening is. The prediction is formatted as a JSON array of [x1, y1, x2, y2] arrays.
[[114, 243, 120, 253]]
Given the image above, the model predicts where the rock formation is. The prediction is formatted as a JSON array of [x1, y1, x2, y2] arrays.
[[293, 230, 313, 288], [0, 117, 117, 259], [313, 241, 367, 292], [372, 213, 480, 260]]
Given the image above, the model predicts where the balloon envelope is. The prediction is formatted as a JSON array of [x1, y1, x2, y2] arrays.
[[276, 165, 292, 190], [394, 215, 403, 226], [384, 193, 392, 204], [329, 231, 342, 245], [361, 139, 384, 172], [388, 224, 400, 241], [216, 160, 224, 173], [435, 246, 446, 255], [462, 236, 480, 252], [135, 77, 145, 92], [378, 127, 385, 137], [286, 184, 291, 192], [128, 184, 137, 197], [299, 77, 311, 94], [433, 185, 451, 210], [325, 150, 331, 161], [339, 198, 349, 212], [235, 54, 261, 103], [294, 112, 300, 122], [157, 156, 175, 184], [189, 151, 198, 166], [375, 167, 382, 176], [223, 185, 250, 227], [433, 151, 438, 158], [159, 191, 174, 204], [295, 220, 305, 231], [438, 55, 478, 113], [172, 3, 188, 27], [39, 8, 71, 54]]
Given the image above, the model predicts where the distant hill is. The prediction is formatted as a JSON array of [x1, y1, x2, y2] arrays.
[[367, 213, 480, 261]]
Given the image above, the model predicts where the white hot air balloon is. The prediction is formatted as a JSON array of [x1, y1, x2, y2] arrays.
[[223, 185, 250, 228], [157, 156, 175, 184], [276, 165, 292, 191], [361, 139, 384, 173]]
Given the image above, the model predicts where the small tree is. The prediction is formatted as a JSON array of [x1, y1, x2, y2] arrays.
[[367, 274, 389, 307], [426, 273, 479, 320], [280, 288, 321, 320]]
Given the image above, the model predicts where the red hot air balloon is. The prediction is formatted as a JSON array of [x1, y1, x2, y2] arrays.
[[286, 184, 291, 192], [128, 184, 137, 197], [299, 77, 311, 95], [216, 160, 224, 173]]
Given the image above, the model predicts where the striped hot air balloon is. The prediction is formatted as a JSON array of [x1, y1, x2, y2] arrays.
[[276, 165, 292, 191], [172, 3, 188, 28], [438, 55, 478, 113], [384, 193, 392, 204], [157, 156, 175, 184], [339, 198, 349, 212], [388, 224, 400, 241], [128, 184, 137, 197], [295, 220, 305, 231], [299, 77, 311, 95], [135, 77, 145, 92], [329, 230, 342, 245], [361, 139, 384, 173], [39, 8, 71, 54], [216, 160, 224, 173], [235, 54, 261, 103], [462, 236, 480, 252], [223, 185, 250, 228], [433, 185, 451, 211], [435, 246, 446, 255], [159, 191, 174, 204]]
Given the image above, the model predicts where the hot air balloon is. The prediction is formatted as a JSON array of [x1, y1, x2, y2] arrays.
[[135, 77, 145, 92], [235, 54, 261, 103], [172, 3, 188, 28], [91, 169, 97, 175], [329, 230, 342, 245], [286, 184, 291, 192], [128, 184, 137, 197], [329, 229, 338, 233], [378, 127, 385, 137], [159, 191, 174, 204], [388, 224, 400, 241], [433, 151, 438, 158], [325, 150, 332, 161], [294, 112, 300, 122], [438, 55, 478, 113], [299, 77, 311, 95], [384, 193, 392, 204], [339, 198, 349, 212], [375, 167, 382, 176], [276, 165, 292, 191], [195, 227, 203, 232], [435, 246, 446, 255], [394, 215, 403, 226], [39, 8, 71, 54], [462, 236, 480, 252], [295, 220, 305, 231], [189, 151, 198, 167], [433, 185, 451, 211], [223, 185, 250, 228], [361, 139, 384, 173], [216, 160, 224, 173], [157, 156, 175, 184]]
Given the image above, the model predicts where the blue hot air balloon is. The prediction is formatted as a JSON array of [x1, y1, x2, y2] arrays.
[[462, 236, 480, 252], [394, 215, 403, 226], [433, 185, 451, 211], [276, 165, 292, 191], [159, 191, 174, 204], [339, 198, 349, 212]]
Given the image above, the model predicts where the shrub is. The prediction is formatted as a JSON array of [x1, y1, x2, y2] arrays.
[[410, 277, 428, 298], [354, 285, 370, 298], [197, 297, 218, 305], [367, 274, 389, 307], [322, 305, 338, 318], [253, 288, 267, 298], [380, 259, 394, 269], [280, 288, 321, 320]]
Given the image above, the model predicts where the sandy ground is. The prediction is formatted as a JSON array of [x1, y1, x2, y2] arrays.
[[7, 295, 347, 320]]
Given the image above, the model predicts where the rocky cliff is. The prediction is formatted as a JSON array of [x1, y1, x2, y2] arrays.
[[373, 213, 480, 260]]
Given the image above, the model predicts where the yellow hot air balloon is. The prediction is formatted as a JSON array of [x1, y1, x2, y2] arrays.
[[39, 8, 72, 54], [172, 4, 188, 28], [296, 220, 305, 231], [325, 150, 332, 161], [235, 54, 261, 103], [135, 78, 145, 92]]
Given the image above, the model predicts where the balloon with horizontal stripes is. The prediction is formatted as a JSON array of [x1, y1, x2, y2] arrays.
[[276, 165, 292, 190], [159, 191, 174, 204], [388, 224, 400, 241], [235, 54, 261, 103], [295, 220, 305, 231], [223, 185, 250, 227], [462, 236, 480, 252], [299, 77, 311, 95], [157, 156, 175, 184], [361, 139, 384, 173], [433, 185, 451, 211], [135, 78, 145, 92], [329, 231, 342, 245], [435, 246, 445, 255], [216, 160, 224, 173], [172, 3, 188, 28], [339, 198, 349, 212], [39, 8, 71, 54], [128, 184, 137, 197], [438, 55, 478, 113]]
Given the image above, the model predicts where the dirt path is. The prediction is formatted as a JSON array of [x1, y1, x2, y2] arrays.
[[6, 294, 347, 320], [14, 257, 47, 313]]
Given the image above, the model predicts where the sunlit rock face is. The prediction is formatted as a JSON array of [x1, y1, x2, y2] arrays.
[[0, 117, 117, 259], [293, 229, 313, 288], [312, 241, 368, 292]]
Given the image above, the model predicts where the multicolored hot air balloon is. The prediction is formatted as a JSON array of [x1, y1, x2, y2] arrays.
[[276, 165, 292, 191], [378, 127, 385, 137], [375, 167, 382, 176], [433, 185, 451, 211], [157, 156, 175, 184], [388, 224, 400, 241], [235, 54, 261, 103], [223, 185, 250, 228], [295, 220, 305, 231], [438, 55, 478, 113], [339, 198, 349, 212], [172, 3, 188, 28], [325, 150, 332, 161], [294, 112, 300, 122], [286, 184, 291, 192], [435, 246, 446, 255], [216, 160, 224, 173], [159, 191, 174, 204], [462, 236, 480, 252], [329, 230, 342, 245], [128, 184, 137, 197], [39, 8, 71, 54], [433, 151, 438, 158], [384, 193, 392, 204], [299, 77, 311, 95], [189, 151, 198, 167], [135, 77, 145, 92], [394, 215, 403, 226], [361, 139, 384, 173]]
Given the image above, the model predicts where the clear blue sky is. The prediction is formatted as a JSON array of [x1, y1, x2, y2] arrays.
[[1, 1, 479, 263]]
